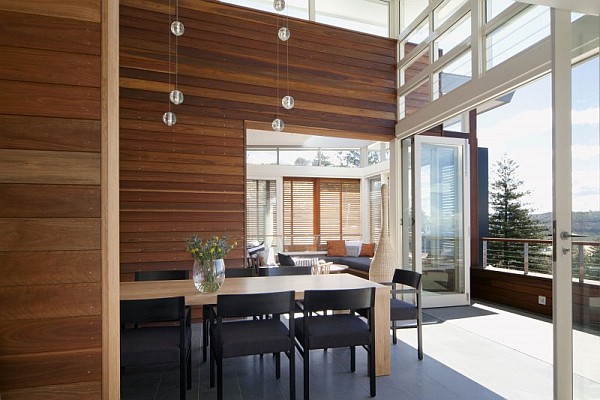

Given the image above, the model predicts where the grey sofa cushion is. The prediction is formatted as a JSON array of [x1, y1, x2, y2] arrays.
[[321, 256, 371, 272]]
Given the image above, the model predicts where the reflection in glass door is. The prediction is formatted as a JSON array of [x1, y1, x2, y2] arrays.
[[402, 136, 470, 307]]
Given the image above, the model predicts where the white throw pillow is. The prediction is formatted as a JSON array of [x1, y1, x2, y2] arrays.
[[345, 240, 362, 257]]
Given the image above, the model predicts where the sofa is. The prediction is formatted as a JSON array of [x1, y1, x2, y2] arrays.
[[320, 256, 371, 278], [276, 240, 375, 278], [322, 240, 375, 278]]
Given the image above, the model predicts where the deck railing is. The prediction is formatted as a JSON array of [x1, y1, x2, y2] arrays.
[[481, 237, 600, 282]]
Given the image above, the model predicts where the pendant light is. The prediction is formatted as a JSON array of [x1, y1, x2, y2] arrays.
[[272, 0, 294, 132], [163, 0, 184, 126]]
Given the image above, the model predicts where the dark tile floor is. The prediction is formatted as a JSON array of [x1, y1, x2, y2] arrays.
[[121, 308, 508, 400]]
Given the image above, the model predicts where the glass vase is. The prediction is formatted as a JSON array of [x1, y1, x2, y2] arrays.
[[193, 259, 225, 293]]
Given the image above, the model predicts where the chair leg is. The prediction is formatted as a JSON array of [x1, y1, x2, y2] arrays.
[[369, 344, 376, 397], [392, 321, 397, 345], [417, 318, 423, 360], [209, 346, 215, 388], [289, 349, 296, 400], [180, 359, 186, 400], [303, 349, 310, 400], [275, 352, 281, 379], [203, 305, 209, 362], [187, 352, 192, 389], [350, 346, 356, 372], [217, 358, 223, 400]]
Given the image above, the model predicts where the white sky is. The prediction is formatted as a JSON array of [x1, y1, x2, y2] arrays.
[[477, 57, 599, 213]]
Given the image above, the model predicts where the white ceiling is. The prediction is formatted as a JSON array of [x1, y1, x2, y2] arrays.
[[246, 129, 376, 148]]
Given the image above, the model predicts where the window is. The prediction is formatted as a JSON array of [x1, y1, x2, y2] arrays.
[[221, 0, 390, 37], [369, 177, 382, 243], [315, 0, 389, 37], [221, 0, 309, 19], [246, 180, 277, 244], [247, 149, 278, 165], [485, 0, 514, 22], [486, 6, 550, 69], [283, 179, 315, 250], [283, 178, 361, 250]]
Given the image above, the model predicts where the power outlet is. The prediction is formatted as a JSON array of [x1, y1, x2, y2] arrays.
[[538, 295, 547, 305]]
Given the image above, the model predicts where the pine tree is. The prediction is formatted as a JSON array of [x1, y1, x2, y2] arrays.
[[488, 154, 549, 272]]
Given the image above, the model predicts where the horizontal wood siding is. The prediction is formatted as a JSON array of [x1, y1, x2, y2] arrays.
[[0, 1, 102, 398], [119, 0, 396, 279], [471, 268, 600, 329]]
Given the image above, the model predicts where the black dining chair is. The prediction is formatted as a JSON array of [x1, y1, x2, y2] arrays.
[[390, 268, 423, 359], [209, 290, 297, 400], [120, 296, 192, 400], [202, 267, 256, 362], [135, 269, 189, 281], [295, 287, 376, 399], [258, 266, 312, 276]]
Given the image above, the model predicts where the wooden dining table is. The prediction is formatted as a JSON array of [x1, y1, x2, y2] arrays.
[[120, 273, 391, 376]]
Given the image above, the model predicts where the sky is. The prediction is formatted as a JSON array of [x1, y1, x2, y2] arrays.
[[477, 56, 599, 214]]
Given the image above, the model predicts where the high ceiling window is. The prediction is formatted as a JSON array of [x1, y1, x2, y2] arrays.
[[221, 0, 391, 37]]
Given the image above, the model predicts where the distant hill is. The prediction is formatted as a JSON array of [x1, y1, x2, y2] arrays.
[[533, 211, 600, 238]]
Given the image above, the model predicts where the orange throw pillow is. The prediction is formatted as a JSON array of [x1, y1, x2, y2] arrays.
[[359, 243, 375, 257], [327, 240, 346, 257]]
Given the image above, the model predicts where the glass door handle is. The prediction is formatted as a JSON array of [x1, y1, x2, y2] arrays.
[[559, 231, 587, 240]]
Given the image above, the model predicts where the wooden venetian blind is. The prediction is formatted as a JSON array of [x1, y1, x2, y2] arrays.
[[284, 178, 360, 250], [283, 179, 315, 248], [369, 177, 382, 243]]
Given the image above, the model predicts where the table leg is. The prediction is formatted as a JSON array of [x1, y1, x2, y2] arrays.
[[374, 286, 390, 376]]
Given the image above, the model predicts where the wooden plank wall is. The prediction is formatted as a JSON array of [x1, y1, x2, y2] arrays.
[[119, 0, 397, 280], [0, 1, 103, 399]]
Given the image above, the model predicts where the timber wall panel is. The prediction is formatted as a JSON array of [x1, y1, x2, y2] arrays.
[[0, 1, 102, 398], [119, 0, 396, 277]]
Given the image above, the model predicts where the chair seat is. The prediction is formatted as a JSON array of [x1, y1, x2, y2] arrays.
[[212, 319, 292, 358], [121, 325, 191, 367], [390, 298, 418, 321], [294, 314, 370, 349]]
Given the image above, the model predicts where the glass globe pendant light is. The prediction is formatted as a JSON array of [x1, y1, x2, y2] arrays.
[[163, 111, 177, 126], [273, 0, 285, 12], [278, 27, 290, 41], [282, 95, 294, 110], [272, 118, 285, 132], [170, 20, 184, 36], [170, 89, 184, 105], [164, 0, 184, 126]]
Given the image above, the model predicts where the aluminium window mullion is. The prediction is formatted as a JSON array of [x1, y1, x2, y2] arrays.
[[483, 2, 531, 36]]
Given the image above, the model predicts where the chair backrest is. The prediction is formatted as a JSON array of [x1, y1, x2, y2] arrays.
[[392, 269, 421, 289], [225, 267, 256, 277], [135, 270, 189, 281], [258, 266, 312, 276], [302, 287, 375, 313], [217, 290, 295, 318], [120, 296, 185, 325]]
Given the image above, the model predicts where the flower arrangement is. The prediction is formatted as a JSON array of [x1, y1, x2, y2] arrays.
[[185, 234, 237, 261], [185, 235, 237, 293]]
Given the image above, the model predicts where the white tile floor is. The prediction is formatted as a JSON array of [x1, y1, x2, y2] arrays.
[[396, 302, 600, 400]]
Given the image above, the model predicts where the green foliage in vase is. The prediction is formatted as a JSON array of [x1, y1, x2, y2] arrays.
[[185, 235, 237, 261]]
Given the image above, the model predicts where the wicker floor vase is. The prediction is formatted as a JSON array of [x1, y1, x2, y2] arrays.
[[369, 183, 396, 283]]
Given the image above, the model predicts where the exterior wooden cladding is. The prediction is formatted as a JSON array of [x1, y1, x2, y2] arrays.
[[0, 1, 103, 398], [119, 0, 397, 279], [471, 267, 600, 329]]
